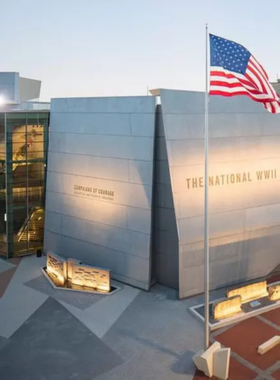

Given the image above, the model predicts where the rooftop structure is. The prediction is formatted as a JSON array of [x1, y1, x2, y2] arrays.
[[0, 72, 50, 111]]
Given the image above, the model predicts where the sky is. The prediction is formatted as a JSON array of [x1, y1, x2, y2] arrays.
[[1, 0, 279, 101]]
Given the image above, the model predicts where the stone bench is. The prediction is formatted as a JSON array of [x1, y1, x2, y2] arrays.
[[268, 282, 280, 301], [258, 336, 280, 355], [226, 281, 268, 303], [212, 295, 242, 320]]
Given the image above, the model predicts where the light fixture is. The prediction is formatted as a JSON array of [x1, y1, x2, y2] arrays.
[[0, 95, 6, 106]]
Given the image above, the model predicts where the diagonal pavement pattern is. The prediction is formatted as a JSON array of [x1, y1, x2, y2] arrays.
[[0, 256, 48, 338], [0, 255, 206, 379], [0, 297, 123, 380]]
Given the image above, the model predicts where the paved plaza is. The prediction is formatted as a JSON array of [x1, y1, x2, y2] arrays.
[[1, 256, 280, 379]]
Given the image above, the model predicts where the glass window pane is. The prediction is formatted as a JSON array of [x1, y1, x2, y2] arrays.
[[4, 112, 49, 257]]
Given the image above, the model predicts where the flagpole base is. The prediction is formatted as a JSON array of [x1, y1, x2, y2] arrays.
[[192, 342, 230, 379]]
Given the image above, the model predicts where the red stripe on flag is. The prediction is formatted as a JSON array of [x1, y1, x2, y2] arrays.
[[210, 81, 260, 94], [209, 90, 279, 105], [210, 71, 256, 89], [246, 64, 267, 93], [251, 55, 269, 81], [210, 90, 248, 97]]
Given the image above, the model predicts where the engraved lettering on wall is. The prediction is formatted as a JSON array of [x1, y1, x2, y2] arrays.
[[71, 264, 111, 292], [73, 185, 115, 201], [186, 169, 278, 189]]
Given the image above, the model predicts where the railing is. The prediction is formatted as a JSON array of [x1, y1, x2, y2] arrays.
[[0, 186, 44, 202], [17, 208, 44, 242]]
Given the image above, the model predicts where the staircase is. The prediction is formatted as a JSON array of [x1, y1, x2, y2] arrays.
[[17, 208, 44, 242]]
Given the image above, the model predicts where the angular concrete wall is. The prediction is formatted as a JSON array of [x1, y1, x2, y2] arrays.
[[44, 96, 156, 290], [19, 77, 41, 101], [160, 89, 280, 298], [153, 105, 179, 289]]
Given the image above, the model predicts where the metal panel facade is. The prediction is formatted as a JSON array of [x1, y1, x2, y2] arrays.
[[160, 89, 280, 298], [45, 91, 280, 297], [44, 96, 156, 290]]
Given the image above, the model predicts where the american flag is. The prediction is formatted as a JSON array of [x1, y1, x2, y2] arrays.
[[209, 34, 280, 114]]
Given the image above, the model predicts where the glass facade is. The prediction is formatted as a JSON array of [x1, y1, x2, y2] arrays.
[[0, 112, 49, 258]]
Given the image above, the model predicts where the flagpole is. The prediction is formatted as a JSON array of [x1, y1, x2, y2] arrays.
[[204, 23, 210, 351]]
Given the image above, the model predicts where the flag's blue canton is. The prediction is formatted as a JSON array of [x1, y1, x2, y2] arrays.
[[210, 34, 251, 75]]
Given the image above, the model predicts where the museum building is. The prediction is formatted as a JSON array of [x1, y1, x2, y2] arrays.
[[1, 72, 280, 299], [0, 73, 49, 258]]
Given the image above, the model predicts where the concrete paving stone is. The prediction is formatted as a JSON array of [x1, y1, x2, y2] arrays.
[[0, 266, 18, 297], [58, 283, 140, 339], [0, 258, 15, 274], [97, 287, 204, 379], [0, 336, 9, 352], [0, 297, 123, 380], [11, 255, 45, 284], [272, 367, 280, 380], [94, 347, 195, 380], [0, 257, 48, 339], [193, 356, 258, 380], [150, 283, 179, 300], [262, 308, 280, 328], [227, 357, 258, 380], [216, 317, 280, 371], [24, 275, 104, 310]]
